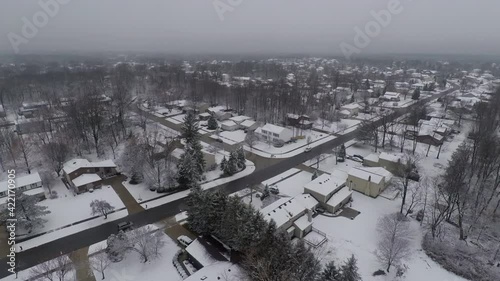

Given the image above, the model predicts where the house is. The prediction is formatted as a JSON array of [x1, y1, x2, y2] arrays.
[[380, 91, 401, 101], [260, 194, 319, 239], [303, 171, 352, 213], [0, 104, 5, 118], [184, 262, 242, 281], [240, 120, 258, 131], [255, 123, 293, 143], [198, 112, 212, 121], [363, 152, 402, 174], [0, 172, 45, 204], [220, 120, 239, 131], [229, 115, 252, 124], [416, 126, 445, 146], [347, 167, 393, 198], [214, 111, 232, 121], [62, 159, 118, 194], [287, 114, 313, 129], [185, 238, 228, 270], [340, 103, 362, 117]]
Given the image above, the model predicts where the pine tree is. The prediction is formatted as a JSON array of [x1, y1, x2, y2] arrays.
[[176, 151, 201, 189], [224, 151, 238, 176], [207, 115, 218, 130], [340, 255, 361, 281], [262, 184, 270, 199], [318, 261, 340, 281], [181, 112, 201, 144], [236, 147, 246, 169], [412, 88, 421, 100], [220, 156, 227, 172]]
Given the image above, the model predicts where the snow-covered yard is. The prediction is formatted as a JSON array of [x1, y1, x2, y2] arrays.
[[88, 226, 183, 281], [313, 118, 362, 135], [312, 192, 468, 281]]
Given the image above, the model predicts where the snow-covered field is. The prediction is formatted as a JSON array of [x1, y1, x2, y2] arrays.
[[312, 192, 467, 281]]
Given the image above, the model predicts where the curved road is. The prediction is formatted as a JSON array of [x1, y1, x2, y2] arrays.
[[0, 86, 457, 278]]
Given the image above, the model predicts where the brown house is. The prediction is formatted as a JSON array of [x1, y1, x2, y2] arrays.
[[62, 159, 117, 194]]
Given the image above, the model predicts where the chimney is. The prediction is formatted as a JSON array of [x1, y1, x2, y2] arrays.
[[307, 209, 313, 222], [367, 175, 372, 196]]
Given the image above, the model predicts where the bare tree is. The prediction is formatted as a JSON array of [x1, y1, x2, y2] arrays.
[[396, 154, 420, 215], [0, 127, 18, 166], [244, 130, 259, 151], [30, 255, 73, 281], [18, 134, 33, 174], [90, 247, 112, 280], [42, 141, 70, 176], [128, 225, 165, 263], [90, 200, 115, 219], [376, 213, 413, 272]]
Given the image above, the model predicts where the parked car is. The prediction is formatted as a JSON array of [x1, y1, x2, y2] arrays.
[[273, 140, 285, 148], [177, 235, 193, 247], [353, 154, 364, 160], [269, 186, 280, 194], [117, 221, 134, 231], [215, 138, 223, 143], [304, 146, 312, 152]]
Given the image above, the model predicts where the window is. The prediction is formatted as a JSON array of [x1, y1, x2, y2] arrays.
[[261, 129, 268, 134], [273, 133, 279, 137]]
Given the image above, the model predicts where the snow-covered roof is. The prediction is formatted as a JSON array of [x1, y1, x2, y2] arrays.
[[220, 120, 238, 127], [72, 174, 102, 187], [240, 120, 256, 127], [198, 112, 211, 117], [326, 186, 353, 208], [0, 172, 42, 193], [171, 148, 184, 159], [341, 103, 362, 110], [339, 110, 351, 116], [260, 123, 290, 135], [364, 153, 379, 163], [348, 167, 392, 185], [384, 91, 400, 97], [229, 115, 251, 123], [260, 195, 318, 228], [184, 262, 242, 281], [304, 174, 345, 197], [63, 159, 116, 174], [293, 214, 313, 231], [185, 239, 219, 267], [379, 152, 400, 163]]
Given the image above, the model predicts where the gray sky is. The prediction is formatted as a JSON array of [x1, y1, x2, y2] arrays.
[[1, 0, 499, 56]]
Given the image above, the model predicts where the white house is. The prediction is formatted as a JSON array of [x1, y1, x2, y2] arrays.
[[304, 171, 352, 213], [255, 123, 293, 143], [220, 120, 239, 131], [381, 92, 401, 101], [0, 172, 45, 205]]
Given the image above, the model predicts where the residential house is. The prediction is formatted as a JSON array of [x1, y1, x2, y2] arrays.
[[220, 120, 239, 131], [185, 238, 228, 270], [416, 126, 445, 146], [240, 120, 258, 131], [229, 115, 252, 124], [380, 92, 401, 101], [363, 152, 402, 174], [62, 159, 118, 194], [340, 103, 362, 117], [198, 112, 212, 121], [303, 171, 352, 213], [347, 167, 393, 198], [255, 123, 293, 143], [260, 194, 319, 239], [287, 114, 313, 130], [214, 111, 232, 121], [0, 172, 45, 205]]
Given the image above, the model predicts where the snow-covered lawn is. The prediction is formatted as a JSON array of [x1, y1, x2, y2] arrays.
[[154, 107, 183, 117], [262, 170, 313, 197], [312, 192, 468, 281], [89, 226, 183, 281], [218, 129, 247, 144]]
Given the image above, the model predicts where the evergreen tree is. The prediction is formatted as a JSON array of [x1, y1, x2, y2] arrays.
[[262, 184, 270, 199], [339, 144, 346, 161], [412, 88, 421, 100], [207, 115, 218, 130], [236, 147, 246, 169], [340, 255, 361, 281], [220, 156, 227, 172], [224, 151, 238, 176], [318, 261, 340, 281], [181, 112, 201, 144], [176, 151, 201, 189]]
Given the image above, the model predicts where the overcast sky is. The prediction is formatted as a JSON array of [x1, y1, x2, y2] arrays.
[[1, 0, 499, 56]]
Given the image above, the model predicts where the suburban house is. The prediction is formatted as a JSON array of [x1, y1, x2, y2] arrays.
[[229, 115, 252, 124], [255, 123, 294, 143], [416, 127, 445, 146], [18, 101, 49, 118], [220, 120, 240, 131], [287, 114, 313, 130], [185, 238, 228, 270], [240, 119, 259, 131], [198, 112, 211, 121], [363, 152, 402, 174], [260, 194, 319, 239], [0, 172, 45, 205], [214, 111, 232, 121], [172, 148, 217, 171], [347, 167, 393, 198], [304, 171, 353, 213], [380, 91, 401, 101], [340, 103, 362, 117], [62, 159, 118, 194]]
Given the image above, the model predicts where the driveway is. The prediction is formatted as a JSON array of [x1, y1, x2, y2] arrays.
[[102, 175, 144, 215]]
